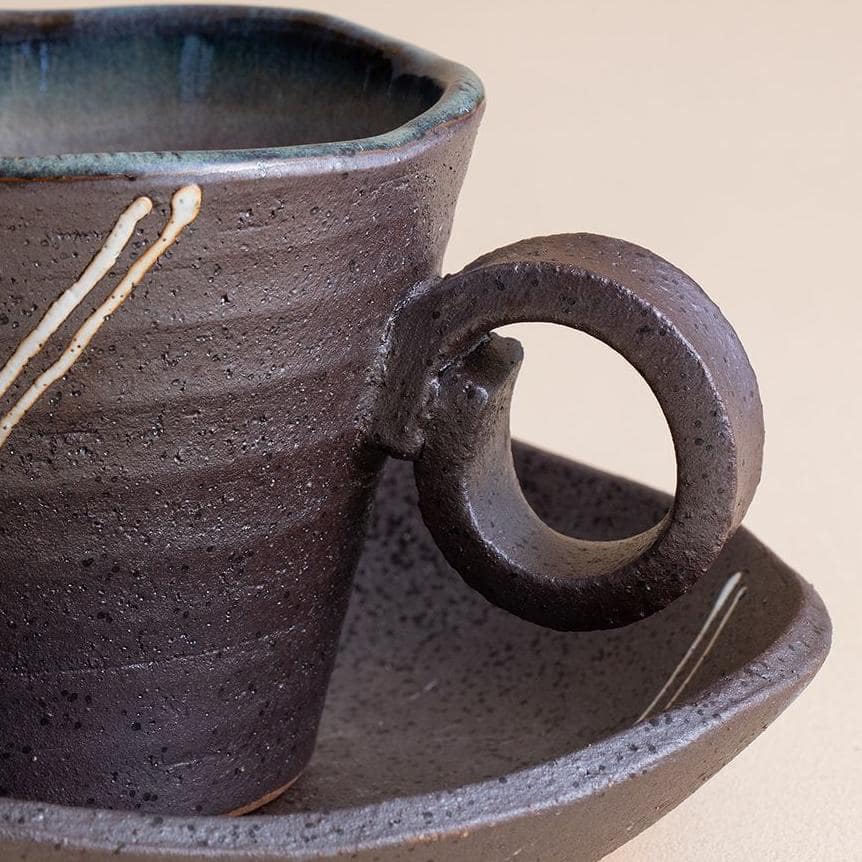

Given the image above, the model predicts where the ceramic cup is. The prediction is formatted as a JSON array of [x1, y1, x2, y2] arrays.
[[0, 6, 764, 815]]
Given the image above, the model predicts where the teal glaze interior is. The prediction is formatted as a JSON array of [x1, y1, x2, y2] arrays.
[[0, 11, 444, 158]]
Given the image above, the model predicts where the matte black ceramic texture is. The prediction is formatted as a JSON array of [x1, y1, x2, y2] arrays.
[[0, 444, 830, 861], [1, 5, 765, 813]]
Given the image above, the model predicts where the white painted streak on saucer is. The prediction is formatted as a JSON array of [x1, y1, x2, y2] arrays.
[[662, 582, 747, 711], [0, 184, 202, 448], [0, 195, 152, 400], [635, 571, 745, 724]]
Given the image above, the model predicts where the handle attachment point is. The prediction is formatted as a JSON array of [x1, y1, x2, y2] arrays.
[[373, 233, 763, 630]]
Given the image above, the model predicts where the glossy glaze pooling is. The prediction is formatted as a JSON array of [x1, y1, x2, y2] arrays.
[[0, 5, 483, 177]]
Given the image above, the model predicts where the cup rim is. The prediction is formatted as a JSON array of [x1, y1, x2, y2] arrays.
[[0, 4, 485, 181]]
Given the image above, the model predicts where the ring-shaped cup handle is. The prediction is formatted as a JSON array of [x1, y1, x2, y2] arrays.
[[371, 233, 763, 630]]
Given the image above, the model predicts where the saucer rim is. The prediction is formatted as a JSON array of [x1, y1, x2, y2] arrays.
[[0, 452, 831, 858]]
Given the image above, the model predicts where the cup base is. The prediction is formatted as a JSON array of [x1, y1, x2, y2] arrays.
[[226, 774, 302, 817]]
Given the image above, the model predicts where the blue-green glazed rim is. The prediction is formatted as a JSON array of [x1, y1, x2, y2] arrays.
[[0, 5, 485, 180]]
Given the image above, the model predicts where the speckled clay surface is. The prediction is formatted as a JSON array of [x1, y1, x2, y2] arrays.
[[1, 4, 767, 817], [0, 5, 483, 815], [0, 443, 830, 861]]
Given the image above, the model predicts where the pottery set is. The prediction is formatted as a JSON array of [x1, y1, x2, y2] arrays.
[[0, 6, 829, 860]]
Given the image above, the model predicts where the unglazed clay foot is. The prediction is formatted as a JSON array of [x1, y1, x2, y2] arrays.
[[226, 774, 303, 817]]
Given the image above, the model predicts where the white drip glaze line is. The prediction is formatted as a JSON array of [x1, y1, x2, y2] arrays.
[[635, 570, 745, 724], [0, 196, 152, 400], [0, 184, 202, 449]]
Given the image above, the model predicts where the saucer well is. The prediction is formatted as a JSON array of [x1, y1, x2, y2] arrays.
[[0, 442, 830, 861]]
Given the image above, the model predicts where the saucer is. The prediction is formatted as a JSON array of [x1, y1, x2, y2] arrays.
[[0, 442, 830, 861]]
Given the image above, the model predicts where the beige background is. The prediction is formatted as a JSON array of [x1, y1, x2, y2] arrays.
[[5, 0, 861, 858]]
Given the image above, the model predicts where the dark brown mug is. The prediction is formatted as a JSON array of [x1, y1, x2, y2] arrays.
[[0, 6, 763, 815]]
